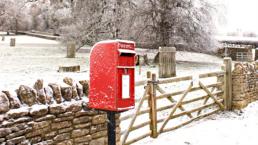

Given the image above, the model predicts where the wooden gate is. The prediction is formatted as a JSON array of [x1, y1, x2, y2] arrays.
[[120, 58, 232, 145]]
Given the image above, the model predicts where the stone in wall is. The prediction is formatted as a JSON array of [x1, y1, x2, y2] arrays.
[[34, 79, 47, 105], [0, 92, 10, 113], [60, 83, 73, 101], [79, 80, 89, 96], [63, 77, 74, 86], [44, 86, 54, 104], [63, 77, 80, 100], [2, 91, 21, 109], [34, 79, 44, 90], [76, 82, 83, 99], [17, 85, 38, 107], [49, 83, 62, 104]]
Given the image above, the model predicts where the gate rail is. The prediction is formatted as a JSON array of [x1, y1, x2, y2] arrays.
[[120, 58, 232, 145]]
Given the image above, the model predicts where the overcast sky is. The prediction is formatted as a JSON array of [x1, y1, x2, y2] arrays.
[[217, 0, 258, 34]]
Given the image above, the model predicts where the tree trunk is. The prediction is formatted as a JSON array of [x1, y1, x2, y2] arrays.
[[159, 0, 170, 47], [15, 19, 18, 34]]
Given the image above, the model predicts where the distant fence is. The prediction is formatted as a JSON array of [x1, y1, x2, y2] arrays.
[[16, 31, 60, 40]]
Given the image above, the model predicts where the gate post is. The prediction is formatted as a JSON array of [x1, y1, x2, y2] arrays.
[[159, 47, 176, 78], [148, 72, 158, 138], [224, 57, 232, 110], [255, 48, 258, 61]]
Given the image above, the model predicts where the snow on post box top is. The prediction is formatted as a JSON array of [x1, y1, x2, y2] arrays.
[[89, 40, 136, 111]]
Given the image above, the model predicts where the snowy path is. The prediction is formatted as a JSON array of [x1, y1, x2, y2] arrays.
[[135, 101, 258, 145]]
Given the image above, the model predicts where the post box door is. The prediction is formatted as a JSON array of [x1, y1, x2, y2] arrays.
[[116, 48, 135, 110], [117, 67, 135, 110]]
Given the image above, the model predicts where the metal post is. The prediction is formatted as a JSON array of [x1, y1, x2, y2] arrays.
[[107, 111, 116, 145]]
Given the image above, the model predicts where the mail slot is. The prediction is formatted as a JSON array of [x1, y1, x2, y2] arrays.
[[89, 40, 136, 111]]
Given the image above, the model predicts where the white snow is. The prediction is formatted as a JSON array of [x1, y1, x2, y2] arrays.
[[0, 34, 223, 91], [0, 35, 89, 91], [30, 104, 48, 112], [216, 35, 258, 43], [7, 106, 29, 114], [134, 101, 258, 145], [0, 35, 59, 46], [1, 34, 252, 145], [94, 39, 135, 45]]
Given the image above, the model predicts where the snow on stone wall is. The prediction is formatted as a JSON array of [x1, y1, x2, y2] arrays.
[[0, 77, 89, 113], [0, 77, 121, 145], [232, 62, 258, 109]]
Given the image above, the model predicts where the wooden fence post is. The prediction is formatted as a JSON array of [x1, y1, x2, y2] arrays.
[[148, 73, 158, 138], [10, 38, 16, 47], [223, 57, 232, 110], [159, 47, 176, 78], [67, 42, 76, 58], [139, 56, 142, 75]]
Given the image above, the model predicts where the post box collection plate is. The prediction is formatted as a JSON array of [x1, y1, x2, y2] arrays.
[[122, 75, 130, 99]]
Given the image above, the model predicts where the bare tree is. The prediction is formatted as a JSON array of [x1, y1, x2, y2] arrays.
[[0, 0, 13, 32], [0, 0, 218, 53], [59, 0, 136, 49], [129, 0, 217, 53], [0, 0, 37, 33]]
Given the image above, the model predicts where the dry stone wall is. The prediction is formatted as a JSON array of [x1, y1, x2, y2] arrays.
[[232, 62, 258, 109], [0, 77, 121, 145]]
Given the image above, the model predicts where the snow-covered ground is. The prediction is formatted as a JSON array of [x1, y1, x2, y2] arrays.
[[0, 34, 59, 47], [0, 35, 223, 91], [0, 34, 257, 145], [0, 35, 89, 91], [136, 101, 258, 145]]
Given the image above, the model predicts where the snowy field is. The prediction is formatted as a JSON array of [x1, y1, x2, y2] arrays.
[[0, 35, 223, 91]]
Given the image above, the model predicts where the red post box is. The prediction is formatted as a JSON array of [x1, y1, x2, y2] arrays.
[[89, 40, 136, 112]]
